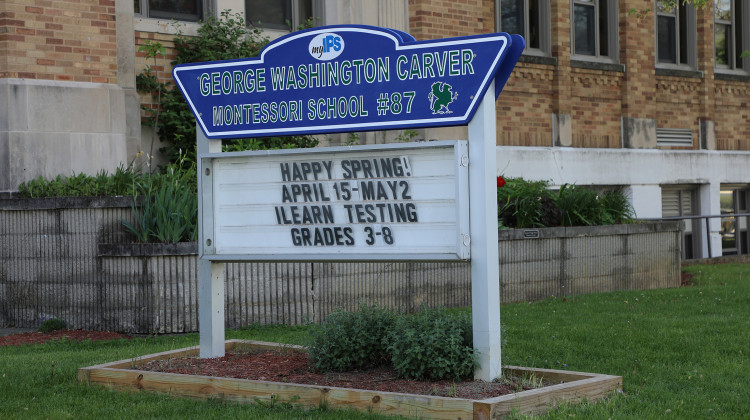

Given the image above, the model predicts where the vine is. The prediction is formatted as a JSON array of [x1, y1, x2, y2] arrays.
[[137, 11, 318, 168]]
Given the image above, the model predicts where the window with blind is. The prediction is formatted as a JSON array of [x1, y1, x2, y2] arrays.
[[134, 0, 205, 21], [571, 0, 619, 62], [662, 186, 699, 259], [656, 0, 697, 69], [245, 0, 317, 30], [714, 0, 750, 72]]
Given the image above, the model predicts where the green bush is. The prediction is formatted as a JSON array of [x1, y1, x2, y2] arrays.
[[386, 307, 476, 381], [139, 11, 318, 168], [555, 183, 603, 226], [497, 176, 635, 228], [308, 303, 396, 372], [497, 177, 561, 228], [17, 165, 140, 198], [15, 154, 197, 244], [122, 155, 198, 243], [309, 306, 477, 381], [38, 318, 67, 333], [598, 187, 636, 224]]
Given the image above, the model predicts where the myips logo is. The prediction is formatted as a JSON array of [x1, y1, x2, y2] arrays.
[[308, 33, 344, 61]]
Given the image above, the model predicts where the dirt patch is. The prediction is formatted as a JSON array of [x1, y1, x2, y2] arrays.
[[681, 271, 695, 287], [135, 349, 539, 399], [0, 330, 131, 347]]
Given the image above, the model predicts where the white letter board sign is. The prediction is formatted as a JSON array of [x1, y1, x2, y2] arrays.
[[200, 140, 469, 261]]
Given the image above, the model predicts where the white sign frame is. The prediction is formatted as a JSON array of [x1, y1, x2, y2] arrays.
[[197, 82, 502, 381], [199, 141, 470, 262]]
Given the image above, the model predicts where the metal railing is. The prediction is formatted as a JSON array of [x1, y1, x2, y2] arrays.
[[641, 212, 750, 259]]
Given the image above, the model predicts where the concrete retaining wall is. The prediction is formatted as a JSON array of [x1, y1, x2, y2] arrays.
[[498, 224, 682, 303], [0, 197, 681, 333]]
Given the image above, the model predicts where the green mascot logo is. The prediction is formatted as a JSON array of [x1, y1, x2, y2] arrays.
[[429, 82, 458, 114]]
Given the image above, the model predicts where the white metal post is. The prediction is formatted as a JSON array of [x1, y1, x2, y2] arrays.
[[197, 124, 225, 358], [468, 82, 502, 381]]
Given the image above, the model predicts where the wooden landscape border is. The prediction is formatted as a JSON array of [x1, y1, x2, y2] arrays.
[[78, 340, 622, 419]]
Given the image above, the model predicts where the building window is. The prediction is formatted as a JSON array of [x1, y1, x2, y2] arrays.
[[656, 0, 697, 68], [662, 186, 700, 259], [720, 187, 750, 256], [134, 0, 204, 21], [571, 0, 618, 62], [714, 0, 750, 71], [246, 0, 315, 31], [496, 0, 551, 56]]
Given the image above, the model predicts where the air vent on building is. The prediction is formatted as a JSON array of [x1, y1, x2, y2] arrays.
[[661, 188, 693, 217], [656, 128, 693, 147]]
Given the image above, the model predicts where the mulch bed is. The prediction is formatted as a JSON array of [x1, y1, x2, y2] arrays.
[[135, 349, 533, 399], [2, 331, 540, 399], [0, 330, 132, 347]]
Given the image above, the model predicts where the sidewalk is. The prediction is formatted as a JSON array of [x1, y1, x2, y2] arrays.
[[0, 328, 35, 337]]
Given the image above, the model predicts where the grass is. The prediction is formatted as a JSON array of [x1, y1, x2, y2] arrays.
[[1, 263, 749, 419]]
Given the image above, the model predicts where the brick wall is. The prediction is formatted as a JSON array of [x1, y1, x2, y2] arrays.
[[408, 0, 493, 40], [135, 30, 178, 120], [497, 63, 554, 147], [714, 80, 750, 150], [0, 0, 117, 83], [570, 69, 623, 148], [655, 75, 702, 149], [408, 0, 750, 152]]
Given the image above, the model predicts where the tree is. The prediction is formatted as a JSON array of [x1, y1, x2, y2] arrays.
[[630, 0, 711, 18]]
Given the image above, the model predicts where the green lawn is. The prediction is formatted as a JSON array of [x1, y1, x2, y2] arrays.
[[1, 263, 749, 419]]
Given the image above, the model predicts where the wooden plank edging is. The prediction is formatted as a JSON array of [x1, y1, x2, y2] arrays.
[[78, 340, 622, 419]]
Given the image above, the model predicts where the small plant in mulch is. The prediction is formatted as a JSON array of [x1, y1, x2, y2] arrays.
[[38, 318, 67, 333], [386, 308, 475, 381], [308, 305, 476, 382], [308, 303, 395, 372]]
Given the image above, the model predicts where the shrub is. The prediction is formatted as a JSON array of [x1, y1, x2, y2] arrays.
[[122, 154, 198, 243], [497, 176, 635, 228], [38, 318, 66, 333], [386, 307, 476, 381], [497, 177, 561, 228], [138, 11, 318, 167], [308, 303, 396, 372], [17, 164, 140, 198], [555, 183, 603, 226], [598, 187, 636, 224]]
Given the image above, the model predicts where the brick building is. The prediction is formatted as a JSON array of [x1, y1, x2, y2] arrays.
[[1, 0, 749, 258]]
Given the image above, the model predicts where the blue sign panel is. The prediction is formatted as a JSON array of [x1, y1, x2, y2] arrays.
[[173, 25, 524, 139]]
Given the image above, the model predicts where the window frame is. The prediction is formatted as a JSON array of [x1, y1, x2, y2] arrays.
[[134, 0, 210, 22], [570, 0, 619, 64], [495, 0, 551, 57], [655, 0, 697, 70], [714, 0, 750, 74], [245, 0, 321, 32], [661, 185, 701, 259]]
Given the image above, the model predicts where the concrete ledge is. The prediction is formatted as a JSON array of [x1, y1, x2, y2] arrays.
[[0, 196, 135, 211], [498, 222, 682, 241], [570, 59, 625, 73], [98, 242, 198, 257]]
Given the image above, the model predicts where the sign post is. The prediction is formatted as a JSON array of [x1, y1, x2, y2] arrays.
[[174, 25, 523, 379], [468, 80, 501, 379], [196, 126, 225, 358]]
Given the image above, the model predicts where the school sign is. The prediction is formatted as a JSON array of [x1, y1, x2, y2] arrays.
[[173, 25, 523, 138], [174, 24, 523, 381]]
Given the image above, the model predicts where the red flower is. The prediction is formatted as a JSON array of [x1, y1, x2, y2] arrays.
[[497, 176, 506, 188]]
